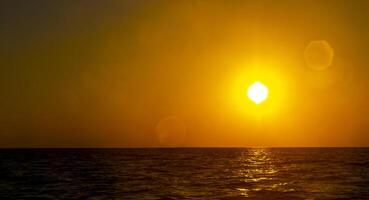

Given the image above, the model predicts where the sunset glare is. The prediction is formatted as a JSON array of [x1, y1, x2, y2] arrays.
[[247, 82, 269, 104], [1, 0, 369, 148]]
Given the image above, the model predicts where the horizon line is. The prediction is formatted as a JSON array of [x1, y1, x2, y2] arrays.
[[0, 146, 368, 149]]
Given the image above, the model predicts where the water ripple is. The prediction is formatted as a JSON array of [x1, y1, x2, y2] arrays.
[[0, 148, 368, 199]]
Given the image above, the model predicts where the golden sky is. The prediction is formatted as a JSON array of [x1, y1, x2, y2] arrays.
[[1, 0, 369, 147]]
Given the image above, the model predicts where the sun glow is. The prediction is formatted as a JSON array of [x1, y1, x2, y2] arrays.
[[228, 62, 288, 120], [247, 81, 269, 104]]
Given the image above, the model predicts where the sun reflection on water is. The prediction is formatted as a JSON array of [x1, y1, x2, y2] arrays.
[[235, 148, 293, 197]]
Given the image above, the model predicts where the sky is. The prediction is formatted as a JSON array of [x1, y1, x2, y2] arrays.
[[1, 0, 369, 147]]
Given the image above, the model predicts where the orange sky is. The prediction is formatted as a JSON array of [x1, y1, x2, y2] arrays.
[[1, 0, 369, 147]]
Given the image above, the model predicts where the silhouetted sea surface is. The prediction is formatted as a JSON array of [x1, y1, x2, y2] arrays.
[[0, 148, 369, 199]]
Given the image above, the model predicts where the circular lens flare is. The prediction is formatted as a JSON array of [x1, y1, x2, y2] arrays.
[[247, 81, 269, 104]]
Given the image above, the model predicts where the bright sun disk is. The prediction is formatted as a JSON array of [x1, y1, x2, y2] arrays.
[[247, 81, 269, 104]]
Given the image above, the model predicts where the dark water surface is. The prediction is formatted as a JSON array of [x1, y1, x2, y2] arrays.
[[0, 148, 369, 199]]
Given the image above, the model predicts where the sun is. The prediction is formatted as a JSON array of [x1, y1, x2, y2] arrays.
[[247, 81, 269, 104]]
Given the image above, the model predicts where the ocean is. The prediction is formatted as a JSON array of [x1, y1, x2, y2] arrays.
[[0, 148, 368, 199]]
